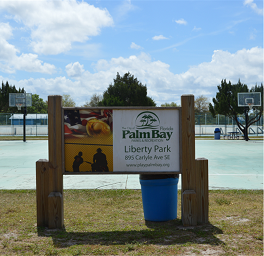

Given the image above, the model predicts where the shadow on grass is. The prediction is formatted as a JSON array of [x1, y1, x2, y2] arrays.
[[37, 219, 224, 248]]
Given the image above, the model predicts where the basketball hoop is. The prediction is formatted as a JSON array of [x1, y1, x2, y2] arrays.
[[16, 103, 22, 111], [9, 93, 32, 110], [247, 103, 253, 110]]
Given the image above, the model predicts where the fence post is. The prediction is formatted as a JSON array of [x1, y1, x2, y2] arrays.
[[181, 95, 197, 226], [36, 113, 37, 136], [48, 95, 64, 228]]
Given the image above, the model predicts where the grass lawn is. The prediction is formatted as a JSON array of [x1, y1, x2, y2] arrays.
[[0, 190, 262, 255]]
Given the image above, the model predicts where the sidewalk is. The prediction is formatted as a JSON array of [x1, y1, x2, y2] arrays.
[[0, 140, 263, 190]]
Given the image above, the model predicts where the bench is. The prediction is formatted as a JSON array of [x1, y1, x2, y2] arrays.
[[224, 134, 244, 140], [236, 135, 244, 140]]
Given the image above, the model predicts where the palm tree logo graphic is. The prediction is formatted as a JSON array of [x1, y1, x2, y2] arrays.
[[136, 111, 160, 129]]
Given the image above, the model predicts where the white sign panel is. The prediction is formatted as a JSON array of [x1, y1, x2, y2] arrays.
[[113, 109, 180, 172]]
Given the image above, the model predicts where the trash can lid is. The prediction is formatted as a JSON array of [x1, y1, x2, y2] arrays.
[[215, 128, 220, 131], [139, 174, 179, 180]]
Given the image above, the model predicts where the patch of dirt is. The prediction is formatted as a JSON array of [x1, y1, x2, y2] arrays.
[[221, 216, 250, 224], [182, 245, 225, 256], [2, 232, 18, 240], [217, 233, 255, 245], [200, 248, 225, 255]]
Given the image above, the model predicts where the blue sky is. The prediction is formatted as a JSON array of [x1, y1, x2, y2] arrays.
[[0, 0, 263, 106]]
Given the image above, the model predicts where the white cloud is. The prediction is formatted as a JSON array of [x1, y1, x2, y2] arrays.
[[0, 23, 18, 62], [70, 44, 102, 59], [0, 22, 56, 74], [185, 47, 263, 90], [152, 35, 168, 40], [130, 42, 143, 49], [66, 62, 85, 78], [0, 22, 13, 39], [6, 47, 262, 106], [175, 19, 187, 25], [115, 0, 137, 21], [244, 0, 263, 15], [193, 26, 201, 31], [0, 0, 114, 55], [15, 54, 56, 74], [249, 29, 257, 40]]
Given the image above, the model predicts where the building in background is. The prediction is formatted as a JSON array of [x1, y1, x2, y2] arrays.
[[10, 114, 48, 125]]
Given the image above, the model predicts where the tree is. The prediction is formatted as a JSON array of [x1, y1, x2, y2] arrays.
[[27, 94, 48, 113], [0, 81, 25, 113], [195, 95, 209, 113], [140, 114, 157, 127], [62, 94, 76, 107], [82, 94, 102, 107], [99, 72, 156, 106], [161, 102, 179, 107], [209, 79, 263, 141]]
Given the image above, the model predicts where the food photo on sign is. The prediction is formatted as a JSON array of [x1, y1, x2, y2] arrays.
[[64, 109, 113, 173]]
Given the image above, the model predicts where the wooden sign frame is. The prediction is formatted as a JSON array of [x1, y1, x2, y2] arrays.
[[36, 95, 208, 228]]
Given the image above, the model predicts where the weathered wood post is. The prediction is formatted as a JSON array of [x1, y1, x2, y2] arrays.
[[47, 95, 64, 228], [181, 95, 197, 226], [36, 96, 64, 228], [196, 158, 209, 224], [36, 159, 50, 227]]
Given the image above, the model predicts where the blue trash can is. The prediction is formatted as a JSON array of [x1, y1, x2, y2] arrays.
[[140, 174, 179, 221], [214, 128, 221, 139]]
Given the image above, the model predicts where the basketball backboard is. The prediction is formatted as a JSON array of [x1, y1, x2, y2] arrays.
[[237, 92, 261, 107], [9, 93, 32, 110]]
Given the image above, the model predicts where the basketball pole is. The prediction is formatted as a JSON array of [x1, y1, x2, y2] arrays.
[[23, 91, 27, 142], [23, 106, 26, 142], [244, 107, 249, 141]]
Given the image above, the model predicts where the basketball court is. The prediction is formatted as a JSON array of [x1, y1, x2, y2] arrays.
[[0, 139, 262, 190]]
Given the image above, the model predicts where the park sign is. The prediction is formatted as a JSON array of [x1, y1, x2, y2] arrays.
[[64, 108, 180, 174], [114, 110, 180, 172], [37, 95, 208, 228]]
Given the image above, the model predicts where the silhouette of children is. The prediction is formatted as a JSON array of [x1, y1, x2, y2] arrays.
[[72, 152, 83, 172], [92, 148, 109, 172]]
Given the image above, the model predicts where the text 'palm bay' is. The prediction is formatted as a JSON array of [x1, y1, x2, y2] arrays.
[[122, 130, 173, 141]]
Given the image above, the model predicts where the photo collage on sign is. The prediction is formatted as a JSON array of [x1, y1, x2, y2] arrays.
[[64, 109, 113, 173]]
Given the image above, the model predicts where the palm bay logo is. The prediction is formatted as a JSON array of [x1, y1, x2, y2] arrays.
[[135, 111, 160, 129], [122, 111, 173, 141]]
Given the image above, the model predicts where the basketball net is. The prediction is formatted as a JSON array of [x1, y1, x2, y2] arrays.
[[247, 103, 253, 110], [16, 104, 22, 111]]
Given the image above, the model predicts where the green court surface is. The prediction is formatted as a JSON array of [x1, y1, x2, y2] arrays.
[[0, 140, 263, 190]]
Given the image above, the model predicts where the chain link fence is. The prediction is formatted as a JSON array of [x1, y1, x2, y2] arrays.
[[195, 113, 263, 136], [0, 113, 48, 136], [0, 112, 263, 136]]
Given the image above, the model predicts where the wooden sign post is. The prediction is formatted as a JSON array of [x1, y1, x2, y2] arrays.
[[36, 94, 208, 228], [36, 95, 64, 228], [181, 95, 208, 226], [181, 95, 197, 226]]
